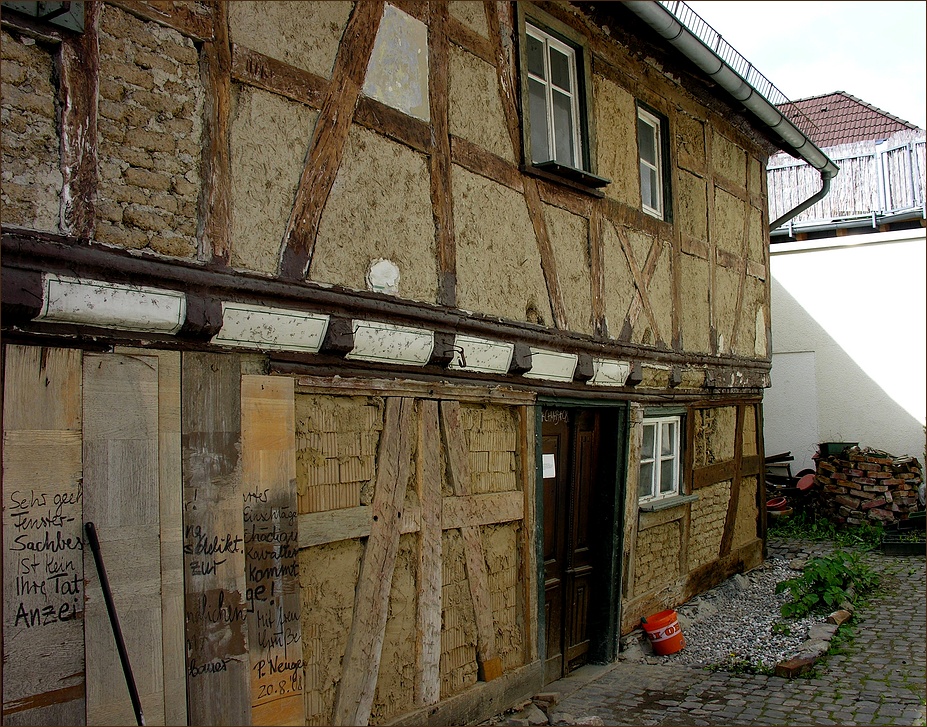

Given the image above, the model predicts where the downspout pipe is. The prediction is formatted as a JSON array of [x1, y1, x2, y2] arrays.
[[623, 1, 839, 230]]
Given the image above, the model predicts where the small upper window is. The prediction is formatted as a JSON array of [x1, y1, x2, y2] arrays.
[[638, 106, 666, 219], [638, 415, 681, 502], [526, 23, 582, 169], [516, 7, 609, 190]]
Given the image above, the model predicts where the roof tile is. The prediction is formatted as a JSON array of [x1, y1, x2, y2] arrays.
[[778, 91, 919, 147]]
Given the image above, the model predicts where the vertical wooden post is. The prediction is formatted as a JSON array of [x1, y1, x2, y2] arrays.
[[58, 0, 100, 238], [2, 346, 85, 725], [181, 352, 251, 725], [414, 400, 442, 706], [241, 376, 304, 726]]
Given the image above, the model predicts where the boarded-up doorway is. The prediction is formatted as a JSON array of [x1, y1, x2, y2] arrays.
[[540, 406, 623, 684]]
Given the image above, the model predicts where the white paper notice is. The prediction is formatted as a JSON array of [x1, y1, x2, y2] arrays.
[[542, 453, 556, 479]]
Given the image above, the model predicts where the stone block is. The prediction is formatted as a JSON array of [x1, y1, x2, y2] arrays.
[[826, 609, 852, 626]]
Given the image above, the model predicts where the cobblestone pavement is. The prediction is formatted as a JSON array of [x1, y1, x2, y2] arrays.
[[523, 540, 926, 726]]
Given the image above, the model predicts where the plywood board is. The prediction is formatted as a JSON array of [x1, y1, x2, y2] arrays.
[[2, 346, 85, 725], [83, 353, 165, 725], [181, 352, 251, 725], [115, 347, 186, 725], [241, 376, 304, 726]]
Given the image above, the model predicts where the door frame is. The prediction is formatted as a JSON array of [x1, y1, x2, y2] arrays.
[[534, 398, 628, 673]]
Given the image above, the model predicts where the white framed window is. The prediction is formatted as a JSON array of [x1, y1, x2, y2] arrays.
[[525, 22, 582, 169], [638, 415, 681, 502], [637, 106, 665, 219]]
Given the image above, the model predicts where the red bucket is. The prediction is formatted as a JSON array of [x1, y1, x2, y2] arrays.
[[641, 609, 685, 655]]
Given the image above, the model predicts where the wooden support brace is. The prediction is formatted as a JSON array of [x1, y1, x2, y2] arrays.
[[332, 397, 415, 726]]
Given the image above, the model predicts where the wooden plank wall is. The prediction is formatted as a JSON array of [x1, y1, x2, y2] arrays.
[[82, 354, 165, 725], [181, 353, 251, 725], [241, 376, 304, 726], [2, 347, 85, 725]]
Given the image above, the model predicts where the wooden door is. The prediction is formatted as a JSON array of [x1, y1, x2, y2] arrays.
[[542, 409, 601, 683]]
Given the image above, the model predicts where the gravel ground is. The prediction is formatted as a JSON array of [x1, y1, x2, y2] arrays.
[[635, 552, 827, 671]]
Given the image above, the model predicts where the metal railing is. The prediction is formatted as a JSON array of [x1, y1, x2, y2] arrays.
[[658, 0, 820, 140]]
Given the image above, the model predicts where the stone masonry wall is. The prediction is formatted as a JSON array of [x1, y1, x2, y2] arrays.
[[1, 29, 62, 230], [633, 520, 680, 594], [96, 4, 203, 256]]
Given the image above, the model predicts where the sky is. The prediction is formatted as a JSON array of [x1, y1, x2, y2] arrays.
[[685, 1, 927, 130]]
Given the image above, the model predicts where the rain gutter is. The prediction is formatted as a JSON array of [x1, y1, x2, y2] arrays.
[[622, 1, 839, 230]]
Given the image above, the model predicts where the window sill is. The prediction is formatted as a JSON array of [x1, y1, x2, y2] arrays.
[[638, 493, 698, 512], [522, 163, 609, 197]]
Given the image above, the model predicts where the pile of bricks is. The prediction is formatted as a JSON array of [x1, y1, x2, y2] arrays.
[[814, 447, 924, 526]]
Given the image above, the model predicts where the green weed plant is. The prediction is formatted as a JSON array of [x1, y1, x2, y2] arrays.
[[768, 511, 883, 550], [775, 550, 879, 619]]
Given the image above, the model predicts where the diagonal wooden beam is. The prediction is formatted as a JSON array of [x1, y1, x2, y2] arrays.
[[486, 1, 568, 329], [331, 397, 415, 726], [439, 401, 503, 682], [279, 1, 385, 280], [614, 224, 664, 344]]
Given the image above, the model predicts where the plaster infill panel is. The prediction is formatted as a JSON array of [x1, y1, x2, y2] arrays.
[[449, 1, 490, 37], [678, 252, 711, 354], [448, 45, 515, 164], [600, 222, 636, 340], [453, 166, 552, 325], [593, 75, 638, 208], [677, 169, 708, 242], [228, 1, 352, 81], [676, 113, 706, 171], [629, 241, 672, 348], [362, 4, 429, 121], [545, 204, 593, 335], [712, 130, 748, 189], [713, 264, 739, 355], [311, 125, 437, 303], [1, 29, 62, 232], [712, 186, 746, 258], [230, 87, 317, 275]]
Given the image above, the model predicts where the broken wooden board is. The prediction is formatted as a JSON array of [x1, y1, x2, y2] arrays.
[[241, 376, 304, 726]]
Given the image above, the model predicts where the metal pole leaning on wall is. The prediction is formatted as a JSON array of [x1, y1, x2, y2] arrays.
[[84, 521, 146, 726]]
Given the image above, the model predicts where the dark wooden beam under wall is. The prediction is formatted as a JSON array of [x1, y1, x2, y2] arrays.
[[279, 1, 385, 281]]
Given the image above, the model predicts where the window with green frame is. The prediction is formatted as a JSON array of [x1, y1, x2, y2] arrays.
[[517, 6, 609, 190], [638, 414, 682, 502]]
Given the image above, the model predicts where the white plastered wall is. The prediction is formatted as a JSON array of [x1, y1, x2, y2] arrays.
[[765, 228, 926, 470]]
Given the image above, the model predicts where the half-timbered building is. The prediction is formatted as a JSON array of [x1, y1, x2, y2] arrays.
[[1, 1, 834, 724]]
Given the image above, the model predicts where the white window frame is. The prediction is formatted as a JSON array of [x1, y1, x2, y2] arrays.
[[638, 106, 664, 219], [525, 22, 583, 170], [638, 415, 681, 502]]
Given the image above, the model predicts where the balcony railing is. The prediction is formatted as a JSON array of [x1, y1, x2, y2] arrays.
[[658, 0, 820, 140]]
